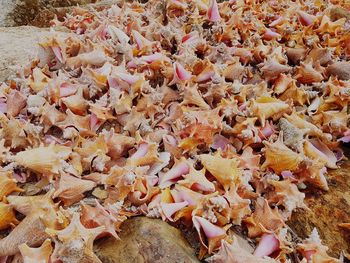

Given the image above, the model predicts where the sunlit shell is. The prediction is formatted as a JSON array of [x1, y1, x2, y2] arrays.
[[297, 229, 340, 263], [7, 191, 55, 216], [193, 215, 227, 254], [181, 85, 210, 110], [303, 140, 337, 169], [0, 0, 348, 260], [28, 68, 50, 93], [14, 144, 71, 175], [0, 202, 18, 230], [262, 136, 303, 174], [61, 88, 87, 115], [284, 111, 324, 138], [273, 74, 293, 95], [253, 234, 280, 258], [295, 62, 324, 84], [127, 142, 161, 167], [259, 59, 291, 81], [244, 198, 285, 238], [47, 212, 104, 263], [224, 187, 251, 225], [53, 173, 96, 206], [306, 48, 332, 66], [0, 171, 23, 201], [207, 238, 276, 263], [199, 153, 242, 191], [326, 61, 350, 80], [0, 211, 49, 257], [268, 179, 306, 217], [6, 90, 26, 117], [19, 239, 53, 263], [279, 81, 308, 106], [250, 97, 289, 124], [178, 166, 215, 193], [81, 200, 119, 239]]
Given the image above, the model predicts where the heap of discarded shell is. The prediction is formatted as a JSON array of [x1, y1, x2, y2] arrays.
[[0, 0, 349, 262]]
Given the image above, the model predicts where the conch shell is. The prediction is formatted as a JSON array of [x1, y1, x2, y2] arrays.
[[303, 140, 337, 169], [14, 144, 71, 175], [192, 215, 227, 254], [250, 97, 289, 124], [199, 153, 242, 191], [262, 135, 303, 174], [295, 62, 324, 84], [0, 211, 49, 256], [244, 198, 285, 238], [206, 238, 276, 263], [326, 61, 350, 80], [0, 171, 23, 201], [53, 173, 96, 206], [0, 202, 19, 230], [48, 212, 104, 263], [19, 239, 53, 263], [81, 200, 119, 240], [7, 189, 56, 216]]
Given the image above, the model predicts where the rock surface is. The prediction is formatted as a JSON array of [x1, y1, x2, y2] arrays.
[[94, 217, 200, 263], [0, 0, 120, 28], [288, 148, 350, 258], [0, 0, 99, 27], [0, 26, 68, 82]]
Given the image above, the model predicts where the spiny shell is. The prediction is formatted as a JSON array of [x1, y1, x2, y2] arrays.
[[0, 202, 19, 230], [19, 239, 53, 263], [0, 171, 23, 201], [262, 136, 303, 174], [199, 153, 242, 191], [250, 97, 289, 124], [326, 61, 350, 80], [295, 62, 324, 84], [14, 144, 71, 175]]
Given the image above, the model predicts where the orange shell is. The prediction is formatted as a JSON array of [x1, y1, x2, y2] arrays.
[[199, 153, 242, 191]]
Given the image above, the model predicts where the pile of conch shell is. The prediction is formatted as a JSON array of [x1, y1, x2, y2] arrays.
[[0, 0, 349, 262]]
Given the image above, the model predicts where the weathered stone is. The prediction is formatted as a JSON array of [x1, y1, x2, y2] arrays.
[[0, 0, 97, 27], [288, 149, 350, 257], [94, 217, 200, 263], [0, 0, 119, 28], [0, 26, 67, 82], [31, 0, 121, 28]]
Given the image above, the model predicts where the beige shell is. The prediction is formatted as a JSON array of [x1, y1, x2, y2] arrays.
[[181, 85, 210, 110], [250, 96, 289, 124], [6, 90, 26, 117], [273, 74, 293, 95], [295, 61, 324, 84], [47, 212, 104, 263], [19, 239, 53, 263], [262, 135, 303, 174], [244, 198, 285, 238], [286, 47, 307, 65], [7, 191, 55, 216], [28, 68, 51, 93], [61, 88, 88, 115], [0, 202, 19, 230], [259, 59, 291, 81], [14, 144, 71, 175], [326, 61, 350, 80], [199, 153, 242, 191], [0, 211, 48, 257], [53, 173, 96, 206], [0, 171, 23, 201], [306, 48, 332, 66]]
